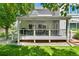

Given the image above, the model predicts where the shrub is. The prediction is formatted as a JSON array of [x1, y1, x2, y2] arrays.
[[0, 32, 5, 37], [73, 31, 79, 39], [0, 45, 78, 56]]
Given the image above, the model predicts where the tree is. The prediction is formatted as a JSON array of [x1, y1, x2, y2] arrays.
[[41, 3, 79, 16], [0, 3, 34, 39], [15, 3, 34, 16], [41, 3, 59, 15], [41, 3, 59, 11]]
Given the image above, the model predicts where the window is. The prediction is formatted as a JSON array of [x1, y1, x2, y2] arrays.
[[70, 23, 76, 30], [38, 24, 46, 29], [77, 23, 79, 29], [70, 5, 76, 14], [70, 23, 79, 31], [28, 24, 34, 29], [77, 9, 79, 14], [67, 5, 79, 15], [36, 24, 48, 36], [52, 20, 59, 29]]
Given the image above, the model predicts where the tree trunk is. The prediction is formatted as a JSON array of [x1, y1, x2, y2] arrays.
[[5, 27, 9, 40]]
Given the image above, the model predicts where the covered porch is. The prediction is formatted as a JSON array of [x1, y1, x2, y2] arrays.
[[16, 16, 71, 43]]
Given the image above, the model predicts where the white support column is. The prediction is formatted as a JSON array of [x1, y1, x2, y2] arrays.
[[49, 29, 51, 36], [49, 29, 51, 43], [34, 30, 36, 43], [34, 29, 35, 36], [17, 20, 20, 44], [34, 39, 36, 43], [49, 22, 51, 43], [34, 24, 36, 43]]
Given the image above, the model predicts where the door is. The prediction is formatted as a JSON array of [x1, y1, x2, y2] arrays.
[[51, 20, 59, 36], [35, 22, 49, 36]]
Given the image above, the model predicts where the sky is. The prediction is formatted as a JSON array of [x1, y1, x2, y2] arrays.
[[35, 3, 42, 8]]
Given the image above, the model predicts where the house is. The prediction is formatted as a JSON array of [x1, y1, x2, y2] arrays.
[[66, 4, 79, 38], [66, 4, 79, 31], [16, 8, 71, 43]]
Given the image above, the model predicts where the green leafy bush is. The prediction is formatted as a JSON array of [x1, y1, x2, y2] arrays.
[[0, 45, 78, 56], [73, 31, 79, 39], [0, 32, 5, 37]]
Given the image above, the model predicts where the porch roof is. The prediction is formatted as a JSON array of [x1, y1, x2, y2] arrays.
[[16, 16, 71, 20], [17, 15, 71, 21]]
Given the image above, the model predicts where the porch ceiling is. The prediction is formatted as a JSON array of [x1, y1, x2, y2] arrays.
[[17, 16, 71, 20]]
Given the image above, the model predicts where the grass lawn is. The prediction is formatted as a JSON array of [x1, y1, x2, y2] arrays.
[[0, 45, 79, 56]]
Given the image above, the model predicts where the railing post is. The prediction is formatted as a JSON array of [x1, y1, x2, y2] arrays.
[[34, 29, 35, 36], [49, 29, 51, 43], [49, 29, 51, 36], [70, 30, 72, 39], [34, 29, 36, 43]]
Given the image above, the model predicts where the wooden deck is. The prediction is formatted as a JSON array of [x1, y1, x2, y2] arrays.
[[21, 36, 67, 40]]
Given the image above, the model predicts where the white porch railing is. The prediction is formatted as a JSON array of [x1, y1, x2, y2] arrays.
[[69, 30, 77, 39], [19, 29, 66, 36]]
